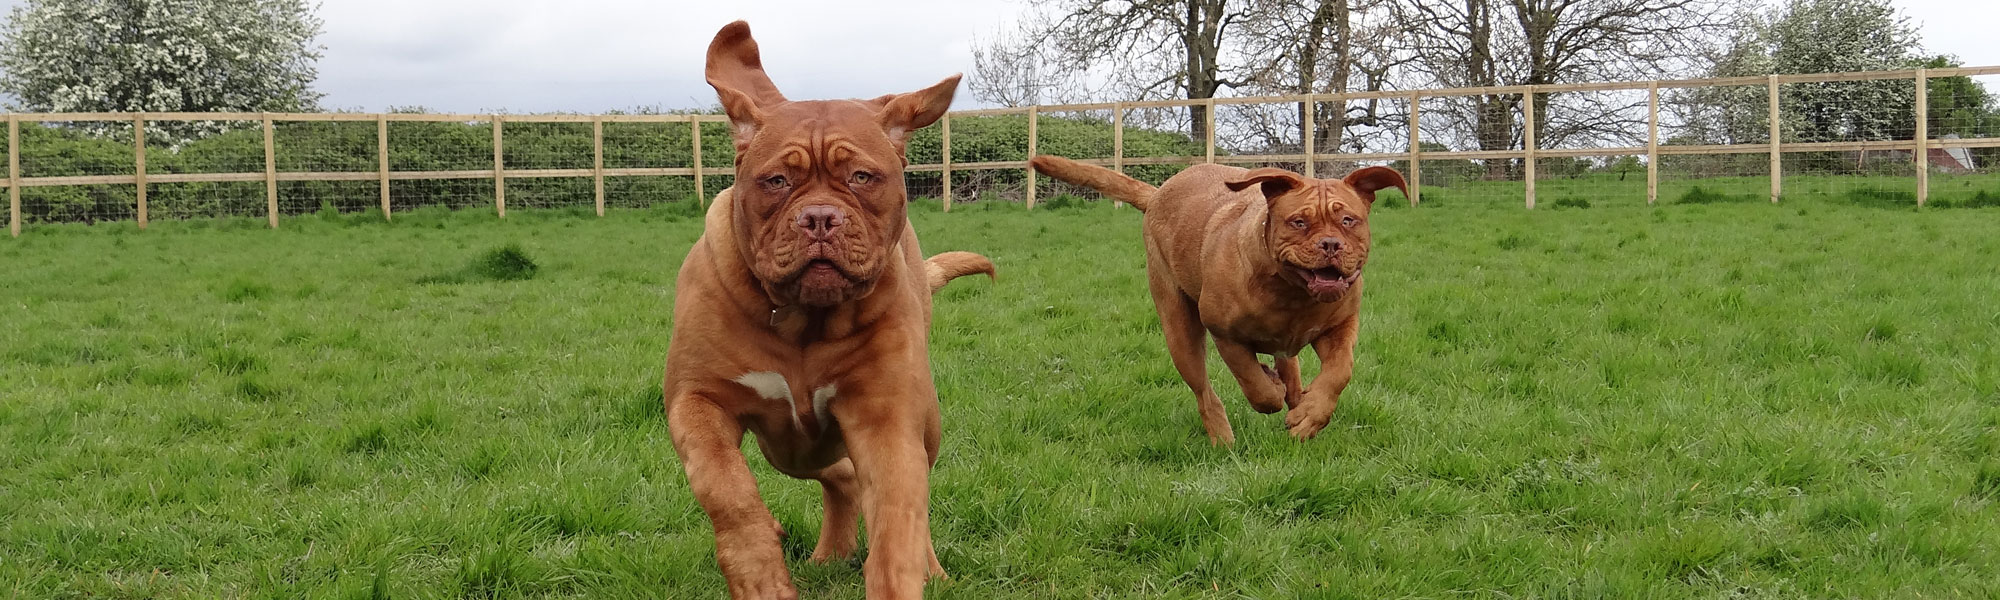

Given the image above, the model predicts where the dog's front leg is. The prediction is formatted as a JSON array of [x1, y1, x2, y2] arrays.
[[1287, 315, 1358, 440], [832, 379, 943, 599], [669, 393, 798, 600]]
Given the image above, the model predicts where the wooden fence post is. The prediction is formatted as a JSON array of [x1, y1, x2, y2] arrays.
[[1769, 75, 1781, 203], [593, 116, 605, 216], [1523, 88, 1536, 210], [263, 115, 278, 227], [1647, 82, 1659, 205], [492, 115, 505, 217], [1204, 99, 1217, 163], [1112, 103, 1125, 208], [691, 118, 705, 206], [1915, 68, 1928, 207], [1408, 93, 1421, 207], [9, 114, 20, 238], [941, 114, 952, 212], [134, 114, 148, 228], [378, 115, 391, 221], [1303, 97, 1316, 178], [1026, 106, 1038, 209]]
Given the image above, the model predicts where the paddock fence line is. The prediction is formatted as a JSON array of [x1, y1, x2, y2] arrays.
[[7, 65, 2000, 237]]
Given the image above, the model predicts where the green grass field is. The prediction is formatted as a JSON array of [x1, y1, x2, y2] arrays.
[[3, 194, 1998, 598]]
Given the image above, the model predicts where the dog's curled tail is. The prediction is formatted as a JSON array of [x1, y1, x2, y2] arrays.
[[1029, 155, 1156, 211], [925, 252, 996, 294]]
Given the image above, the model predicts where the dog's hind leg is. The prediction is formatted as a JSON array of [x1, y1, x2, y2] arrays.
[[1149, 273, 1233, 445], [1216, 338, 1287, 415], [806, 458, 861, 564], [1275, 354, 1304, 409], [669, 393, 799, 599]]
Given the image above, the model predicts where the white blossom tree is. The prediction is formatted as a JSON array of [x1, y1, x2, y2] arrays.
[[1765, 0, 1921, 145], [1675, 0, 1925, 147], [0, 0, 325, 142]]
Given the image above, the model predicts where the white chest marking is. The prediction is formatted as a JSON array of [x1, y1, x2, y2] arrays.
[[732, 371, 792, 401], [811, 384, 837, 427], [734, 371, 819, 433]]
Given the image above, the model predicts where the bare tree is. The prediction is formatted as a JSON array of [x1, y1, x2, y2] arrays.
[[1395, 0, 1743, 178], [1669, 15, 1772, 146], [976, 0, 1743, 170], [1231, 0, 1409, 159], [969, 29, 1085, 108], [971, 0, 1247, 144]]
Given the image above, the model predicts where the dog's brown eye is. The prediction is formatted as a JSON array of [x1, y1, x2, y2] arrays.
[[850, 171, 873, 185], [1341, 216, 1359, 228], [761, 175, 789, 190], [1288, 218, 1307, 230]]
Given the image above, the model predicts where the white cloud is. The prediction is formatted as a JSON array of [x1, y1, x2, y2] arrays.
[[1898, 0, 2000, 65], [306, 0, 1019, 113]]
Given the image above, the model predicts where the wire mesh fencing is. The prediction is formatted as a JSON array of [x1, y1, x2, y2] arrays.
[[6, 66, 1998, 236]]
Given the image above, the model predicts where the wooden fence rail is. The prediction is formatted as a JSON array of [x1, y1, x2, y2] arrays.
[[7, 65, 2000, 236]]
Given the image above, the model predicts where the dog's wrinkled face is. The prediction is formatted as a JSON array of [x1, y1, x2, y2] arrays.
[[1227, 167, 1407, 303], [705, 21, 958, 307]]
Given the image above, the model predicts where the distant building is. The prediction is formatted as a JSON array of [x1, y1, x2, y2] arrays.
[[1844, 134, 1978, 174], [1931, 134, 1978, 173]]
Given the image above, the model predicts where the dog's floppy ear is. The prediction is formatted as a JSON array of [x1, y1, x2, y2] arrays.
[[876, 74, 961, 151], [706, 21, 787, 151], [1225, 167, 1306, 201], [1341, 166, 1408, 206]]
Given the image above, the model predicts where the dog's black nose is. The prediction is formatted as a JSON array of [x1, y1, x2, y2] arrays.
[[1318, 237, 1342, 256], [797, 205, 845, 240]]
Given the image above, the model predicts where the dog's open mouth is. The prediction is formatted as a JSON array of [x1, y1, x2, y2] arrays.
[[1290, 264, 1358, 301]]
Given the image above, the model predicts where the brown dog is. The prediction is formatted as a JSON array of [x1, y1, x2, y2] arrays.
[[663, 22, 993, 600], [1031, 155, 1405, 444]]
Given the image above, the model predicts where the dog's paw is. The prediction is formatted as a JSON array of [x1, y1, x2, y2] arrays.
[[1284, 402, 1334, 440], [1206, 428, 1237, 446], [722, 568, 800, 600], [1286, 418, 1329, 440], [807, 549, 857, 566], [929, 549, 948, 580], [1244, 367, 1288, 414], [1244, 385, 1287, 414]]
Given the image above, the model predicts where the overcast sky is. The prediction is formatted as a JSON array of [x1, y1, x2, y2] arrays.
[[0, 0, 1992, 113]]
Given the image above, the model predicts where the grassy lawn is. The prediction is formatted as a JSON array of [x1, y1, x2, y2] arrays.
[[2, 194, 1998, 598]]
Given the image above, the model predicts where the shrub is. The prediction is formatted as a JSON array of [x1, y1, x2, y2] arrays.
[[1840, 187, 1917, 209], [1676, 186, 1757, 205], [472, 244, 539, 281], [418, 243, 539, 284], [1928, 189, 2000, 209], [1038, 194, 1087, 210]]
